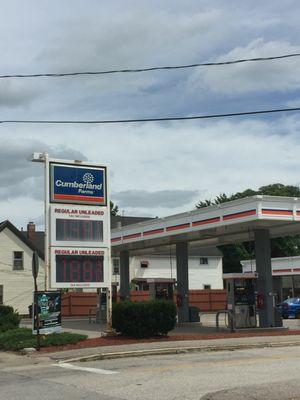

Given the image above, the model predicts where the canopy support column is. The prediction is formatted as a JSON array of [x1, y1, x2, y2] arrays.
[[176, 242, 189, 323], [254, 229, 282, 327], [120, 250, 130, 301]]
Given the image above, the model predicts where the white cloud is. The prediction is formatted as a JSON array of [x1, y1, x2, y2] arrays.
[[112, 189, 200, 208], [286, 99, 300, 107], [188, 39, 300, 94], [0, 80, 42, 108], [0, 138, 87, 201]]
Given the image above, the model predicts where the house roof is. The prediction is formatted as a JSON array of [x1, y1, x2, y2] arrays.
[[0, 220, 44, 260], [20, 231, 44, 257], [111, 215, 153, 229]]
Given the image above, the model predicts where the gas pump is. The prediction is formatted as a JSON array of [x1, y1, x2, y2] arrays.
[[223, 273, 257, 329]]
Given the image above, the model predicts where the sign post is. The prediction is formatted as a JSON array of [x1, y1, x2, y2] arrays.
[[32, 250, 41, 350]]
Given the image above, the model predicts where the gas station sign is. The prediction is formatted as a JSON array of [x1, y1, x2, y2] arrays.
[[45, 159, 111, 290]]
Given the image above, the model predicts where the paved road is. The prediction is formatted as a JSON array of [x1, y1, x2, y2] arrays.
[[1, 346, 300, 399]]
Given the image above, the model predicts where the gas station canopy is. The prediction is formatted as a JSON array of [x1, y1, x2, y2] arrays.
[[111, 195, 300, 254]]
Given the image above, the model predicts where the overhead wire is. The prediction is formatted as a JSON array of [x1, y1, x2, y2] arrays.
[[1, 106, 300, 124], [1, 52, 300, 79]]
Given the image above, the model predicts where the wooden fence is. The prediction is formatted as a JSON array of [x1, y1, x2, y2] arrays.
[[188, 290, 227, 311], [61, 289, 227, 316], [62, 292, 98, 317]]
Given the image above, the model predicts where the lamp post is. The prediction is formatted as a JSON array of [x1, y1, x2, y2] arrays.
[[31, 152, 49, 290]]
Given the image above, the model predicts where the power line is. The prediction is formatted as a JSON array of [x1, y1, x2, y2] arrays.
[[1, 106, 300, 125], [1, 53, 300, 79]]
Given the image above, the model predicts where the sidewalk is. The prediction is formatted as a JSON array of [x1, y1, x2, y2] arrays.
[[22, 315, 300, 363], [34, 332, 300, 363]]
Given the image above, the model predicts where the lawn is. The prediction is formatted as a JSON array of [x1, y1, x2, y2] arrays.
[[0, 328, 87, 351]]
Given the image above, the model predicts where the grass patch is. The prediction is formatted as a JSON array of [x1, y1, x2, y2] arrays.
[[0, 328, 87, 351]]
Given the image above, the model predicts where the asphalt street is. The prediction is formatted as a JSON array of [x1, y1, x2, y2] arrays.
[[1, 345, 300, 399]]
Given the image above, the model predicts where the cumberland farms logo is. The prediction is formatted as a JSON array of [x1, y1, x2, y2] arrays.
[[55, 172, 102, 195], [83, 172, 94, 184], [51, 164, 106, 205]]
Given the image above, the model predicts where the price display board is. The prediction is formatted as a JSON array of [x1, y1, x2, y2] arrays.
[[51, 248, 108, 288], [50, 204, 109, 248], [56, 255, 104, 283], [56, 219, 103, 242]]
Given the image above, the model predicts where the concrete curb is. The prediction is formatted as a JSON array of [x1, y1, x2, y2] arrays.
[[56, 340, 300, 364]]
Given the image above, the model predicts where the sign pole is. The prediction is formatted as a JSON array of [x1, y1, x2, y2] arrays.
[[32, 251, 41, 350], [106, 172, 112, 332], [44, 153, 50, 290]]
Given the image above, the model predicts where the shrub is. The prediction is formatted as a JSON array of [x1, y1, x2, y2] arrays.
[[112, 300, 177, 338], [0, 328, 36, 350], [42, 332, 87, 347], [0, 305, 21, 332], [0, 328, 87, 351]]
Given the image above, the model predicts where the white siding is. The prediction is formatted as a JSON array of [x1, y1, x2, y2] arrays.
[[0, 228, 44, 314], [128, 255, 223, 289], [241, 256, 300, 276]]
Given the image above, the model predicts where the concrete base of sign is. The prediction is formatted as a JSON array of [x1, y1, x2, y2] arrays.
[[21, 347, 37, 354]]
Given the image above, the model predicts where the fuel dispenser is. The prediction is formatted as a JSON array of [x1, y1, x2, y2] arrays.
[[223, 273, 257, 329]]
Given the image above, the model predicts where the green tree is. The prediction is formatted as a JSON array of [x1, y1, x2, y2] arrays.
[[110, 201, 119, 216], [196, 183, 300, 272], [197, 199, 213, 208]]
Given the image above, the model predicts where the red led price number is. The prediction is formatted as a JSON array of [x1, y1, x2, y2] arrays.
[[56, 219, 103, 242], [56, 255, 104, 283]]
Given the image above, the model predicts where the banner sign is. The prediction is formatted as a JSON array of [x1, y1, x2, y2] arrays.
[[50, 163, 106, 206], [33, 291, 62, 334]]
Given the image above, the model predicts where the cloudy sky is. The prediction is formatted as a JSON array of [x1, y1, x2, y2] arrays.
[[1, 0, 300, 229]]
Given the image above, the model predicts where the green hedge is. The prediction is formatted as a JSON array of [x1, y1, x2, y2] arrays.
[[0, 305, 21, 332], [0, 328, 87, 351], [112, 300, 177, 338]]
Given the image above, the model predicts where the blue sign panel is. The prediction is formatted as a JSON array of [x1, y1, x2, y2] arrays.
[[50, 163, 106, 205]]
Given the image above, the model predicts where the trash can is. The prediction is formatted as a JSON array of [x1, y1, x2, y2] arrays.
[[189, 306, 200, 322]]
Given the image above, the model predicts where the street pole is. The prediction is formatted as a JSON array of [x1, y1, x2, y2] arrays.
[[44, 152, 50, 290]]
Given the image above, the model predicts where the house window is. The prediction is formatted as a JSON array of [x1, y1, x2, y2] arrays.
[[200, 257, 208, 265], [0, 285, 3, 304], [13, 251, 24, 270], [140, 261, 149, 268], [112, 258, 120, 275], [203, 284, 211, 290]]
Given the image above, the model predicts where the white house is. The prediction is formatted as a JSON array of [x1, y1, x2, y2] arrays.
[[112, 247, 223, 292], [241, 256, 300, 299], [0, 221, 44, 314]]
